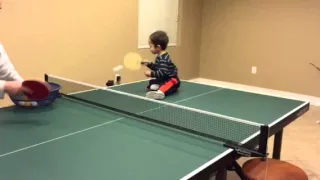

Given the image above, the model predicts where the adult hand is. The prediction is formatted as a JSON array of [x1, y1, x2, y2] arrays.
[[4, 81, 29, 96]]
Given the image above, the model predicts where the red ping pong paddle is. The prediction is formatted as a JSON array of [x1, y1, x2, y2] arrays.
[[22, 80, 50, 100]]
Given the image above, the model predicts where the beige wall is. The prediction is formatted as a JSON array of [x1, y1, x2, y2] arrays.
[[3, 0, 319, 107], [200, 0, 320, 97], [0, 0, 202, 106]]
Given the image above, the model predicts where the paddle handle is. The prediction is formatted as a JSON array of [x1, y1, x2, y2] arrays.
[[141, 60, 151, 66]]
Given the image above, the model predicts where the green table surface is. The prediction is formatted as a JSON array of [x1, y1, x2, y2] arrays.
[[0, 80, 307, 180]]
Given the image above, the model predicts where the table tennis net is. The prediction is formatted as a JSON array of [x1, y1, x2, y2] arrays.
[[47, 75, 263, 145]]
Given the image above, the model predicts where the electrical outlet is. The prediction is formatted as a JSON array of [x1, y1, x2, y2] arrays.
[[252, 66, 257, 74]]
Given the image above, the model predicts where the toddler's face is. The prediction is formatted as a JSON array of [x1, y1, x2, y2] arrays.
[[148, 39, 160, 54]]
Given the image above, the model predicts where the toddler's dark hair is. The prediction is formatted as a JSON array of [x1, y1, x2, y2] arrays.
[[149, 30, 169, 50]]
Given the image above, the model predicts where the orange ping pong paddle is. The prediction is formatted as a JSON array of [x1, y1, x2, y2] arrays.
[[123, 52, 149, 71]]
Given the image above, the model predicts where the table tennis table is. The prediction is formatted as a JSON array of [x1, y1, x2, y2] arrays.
[[0, 74, 309, 180]]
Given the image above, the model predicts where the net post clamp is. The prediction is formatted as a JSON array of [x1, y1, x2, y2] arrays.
[[223, 143, 268, 158]]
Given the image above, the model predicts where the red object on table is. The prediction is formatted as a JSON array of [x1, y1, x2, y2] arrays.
[[22, 80, 50, 100]]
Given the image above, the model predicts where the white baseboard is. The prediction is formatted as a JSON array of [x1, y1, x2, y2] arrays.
[[189, 78, 320, 106]]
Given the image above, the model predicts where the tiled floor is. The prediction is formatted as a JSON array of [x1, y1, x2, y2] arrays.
[[227, 105, 320, 179]]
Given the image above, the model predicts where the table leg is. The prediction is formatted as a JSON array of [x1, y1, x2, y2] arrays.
[[272, 129, 283, 159], [215, 169, 227, 180]]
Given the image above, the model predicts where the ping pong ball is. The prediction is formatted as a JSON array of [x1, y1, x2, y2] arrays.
[[316, 120, 320, 124]]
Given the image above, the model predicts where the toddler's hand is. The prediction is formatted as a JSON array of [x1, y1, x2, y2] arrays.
[[145, 71, 152, 77], [141, 60, 151, 65]]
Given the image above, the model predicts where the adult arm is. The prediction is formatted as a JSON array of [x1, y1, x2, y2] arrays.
[[0, 44, 23, 99]]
